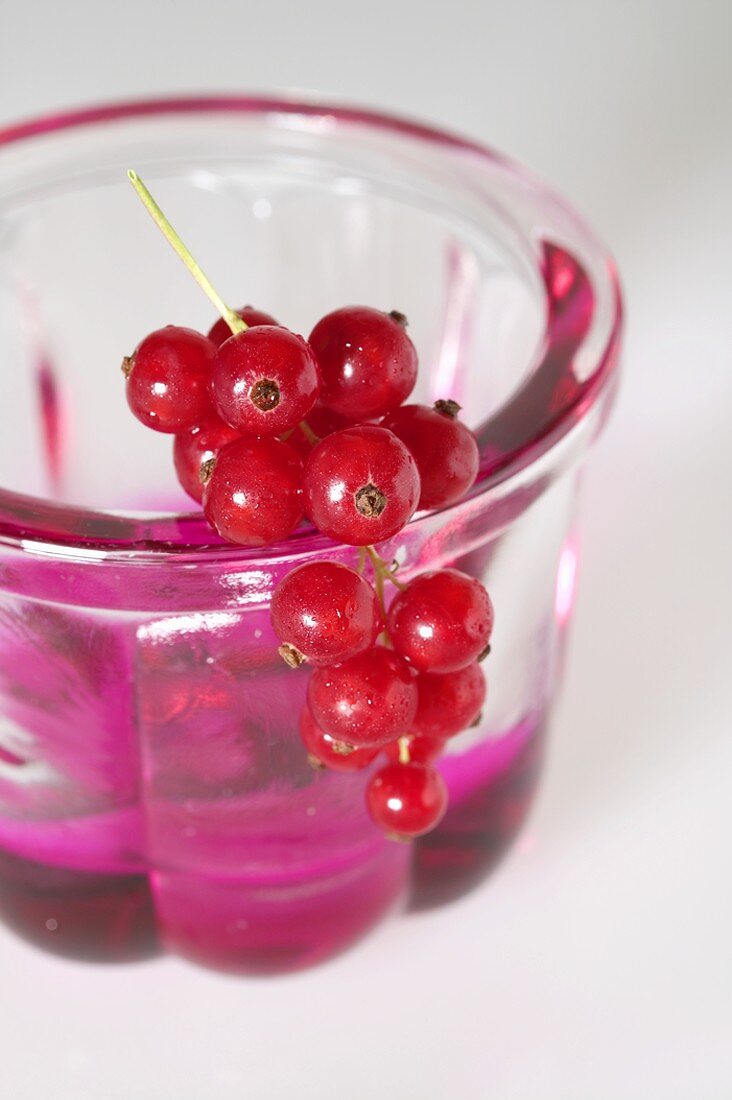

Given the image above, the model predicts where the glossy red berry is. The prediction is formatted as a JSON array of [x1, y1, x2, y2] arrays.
[[123, 326, 215, 433], [384, 732, 446, 764], [303, 426, 420, 546], [203, 436, 303, 547], [366, 761, 448, 838], [410, 662, 486, 739], [271, 561, 383, 666], [381, 401, 479, 510], [299, 708, 379, 772], [173, 416, 241, 503], [207, 305, 278, 347], [387, 569, 494, 673], [309, 306, 418, 419], [307, 647, 418, 748], [212, 326, 321, 437]]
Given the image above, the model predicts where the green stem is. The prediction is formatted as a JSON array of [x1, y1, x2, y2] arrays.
[[366, 545, 407, 592], [366, 545, 408, 650], [127, 169, 246, 337], [367, 545, 387, 620]]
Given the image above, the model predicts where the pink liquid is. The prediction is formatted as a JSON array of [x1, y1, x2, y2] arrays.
[[0, 242, 601, 972], [0, 714, 543, 971], [0, 591, 545, 971]]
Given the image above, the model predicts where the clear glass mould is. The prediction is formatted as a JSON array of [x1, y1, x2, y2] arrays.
[[0, 96, 621, 972]]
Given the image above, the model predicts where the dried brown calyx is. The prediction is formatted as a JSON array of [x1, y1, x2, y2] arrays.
[[278, 642, 305, 669], [199, 456, 217, 486], [330, 739, 356, 756], [434, 399, 461, 419], [121, 355, 135, 378], [250, 378, 281, 412], [355, 483, 387, 519], [388, 310, 408, 327]]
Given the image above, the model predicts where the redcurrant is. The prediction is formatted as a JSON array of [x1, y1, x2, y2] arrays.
[[381, 401, 479, 510], [303, 426, 420, 546], [123, 326, 215, 433], [212, 326, 321, 437], [307, 647, 418, 748], [309, 306, 418, 419], [173, 415, 241, 503], [366, 761, 448, 838], [207, 305, 278, 347], [387, 569, 494, 673], [271, 560, 383, 667], [203, 436, 303, 547], [299, 707, 379, 772], [410, 662, 486, 739]]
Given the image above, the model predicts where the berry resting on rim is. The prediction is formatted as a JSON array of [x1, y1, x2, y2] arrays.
[[173, 415, 241, 503], [309, 305, 417, 420], [203, 436, 304, 547], [123, 326, 215, 433], [211, 325, 321, 437], [303, 425, 421, 546], [381, 400, 480, 510]]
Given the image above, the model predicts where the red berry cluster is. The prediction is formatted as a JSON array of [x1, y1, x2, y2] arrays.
[[123, 301, 491, 840], [273, 562, 492, 839], [124, 306, 480, 544]]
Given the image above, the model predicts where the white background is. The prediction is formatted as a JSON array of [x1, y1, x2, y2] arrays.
[[1, 2, 731, 1097]]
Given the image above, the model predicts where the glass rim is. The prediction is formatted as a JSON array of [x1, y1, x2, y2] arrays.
[[0, 93, 623, 564]]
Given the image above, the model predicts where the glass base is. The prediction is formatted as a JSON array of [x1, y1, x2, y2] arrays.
[[0, 714, 543, 973]]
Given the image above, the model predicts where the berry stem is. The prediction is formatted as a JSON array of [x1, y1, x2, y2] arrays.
[[367, 545, 387, 619], [127, 169, 247, 337], [365, 545, 408, 648], [366, 545, 407, 592], [387, 566, 407, 592], [298, 419, 321, 446], [397, 736, 411, 764]]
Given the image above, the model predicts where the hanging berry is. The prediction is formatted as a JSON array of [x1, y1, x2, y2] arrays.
[[271, 561, 383, 667]]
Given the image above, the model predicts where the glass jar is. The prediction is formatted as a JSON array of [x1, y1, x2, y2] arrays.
[[0, 96, 621, 972]]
